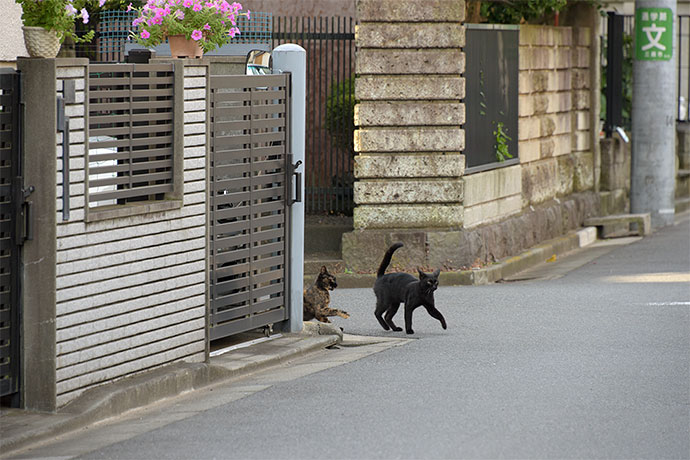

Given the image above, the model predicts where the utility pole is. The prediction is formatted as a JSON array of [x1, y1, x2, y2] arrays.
[[631, 0, 677, 228]]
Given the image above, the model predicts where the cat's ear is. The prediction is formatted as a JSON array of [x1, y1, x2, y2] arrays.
[[432, 268, 441, 278], [320, 265, 328, 274], [417, 267, 426, 278]]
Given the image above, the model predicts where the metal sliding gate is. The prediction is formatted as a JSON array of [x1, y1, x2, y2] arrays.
[[0, 70, 22, 400], [209, 73, 291, 341]]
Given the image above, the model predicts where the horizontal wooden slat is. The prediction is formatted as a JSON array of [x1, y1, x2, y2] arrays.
[[89, 183, 172, 202], [210, 74, 288, 90], [90, 122, 173, 138], [88, 147, 172, 162], [89, 63, 173, 73], [89, 111, 172, 125], [209, 307, 285, 340], [89, 133, 173, 150], [89, 87, 173, 99], [89, 158, 173, 176]]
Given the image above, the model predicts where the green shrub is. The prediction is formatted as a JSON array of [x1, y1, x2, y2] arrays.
[[480, 0, 567, 24], [325, 75, 355, 153]]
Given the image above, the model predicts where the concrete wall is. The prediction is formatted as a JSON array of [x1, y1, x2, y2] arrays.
[[20, 59, 208, 409], [0, 0, 27, 65]]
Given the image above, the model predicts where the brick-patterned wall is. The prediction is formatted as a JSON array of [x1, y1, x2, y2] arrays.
[[53, 62, 207, 407], [518, 25, 594, 207], [352, 0, 466, 229]]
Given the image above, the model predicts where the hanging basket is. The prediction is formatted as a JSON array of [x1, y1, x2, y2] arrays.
[[22, 26, 61, 58], [168, 35, 203, 59]]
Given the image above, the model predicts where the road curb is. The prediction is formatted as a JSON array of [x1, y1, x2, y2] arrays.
[[0, 333, 339, 457], [333, 228, 596, 289]]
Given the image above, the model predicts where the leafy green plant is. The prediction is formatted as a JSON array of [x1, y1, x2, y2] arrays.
[[15, 0, 102, 43], [325, 75, 356, 154], [493, 121, 513, 162], [480, 0, 567, 24]]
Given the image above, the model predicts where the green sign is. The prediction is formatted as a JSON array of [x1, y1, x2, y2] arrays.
[[635, 7, 673, 61]]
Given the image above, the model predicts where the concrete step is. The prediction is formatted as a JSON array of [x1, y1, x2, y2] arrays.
[[304, 216, 353, 256], [584, 213, 651, 238], [675, 197, 690, 214], [304, 257, 345, 276]]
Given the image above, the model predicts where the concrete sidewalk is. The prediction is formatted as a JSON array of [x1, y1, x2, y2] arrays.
[[0, 330, 341, 457]]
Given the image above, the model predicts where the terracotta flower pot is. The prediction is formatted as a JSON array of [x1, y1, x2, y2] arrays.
[[22, 26, 61, 58], [168, 35, 203, 59]]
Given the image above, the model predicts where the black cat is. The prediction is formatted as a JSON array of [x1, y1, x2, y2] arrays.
[[373, 242, 446, 335]]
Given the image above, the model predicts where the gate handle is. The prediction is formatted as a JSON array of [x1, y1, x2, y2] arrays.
[[22, 186, 35, 242], [288, 158, 302, 205]]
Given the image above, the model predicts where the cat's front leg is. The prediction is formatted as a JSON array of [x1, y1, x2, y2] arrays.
[[424, 303, 447, 330]]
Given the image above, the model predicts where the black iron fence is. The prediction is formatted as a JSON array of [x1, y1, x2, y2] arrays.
[[464, 24, 520, 173], [601, 13, 689, 133], [272, 16, 355, 215]]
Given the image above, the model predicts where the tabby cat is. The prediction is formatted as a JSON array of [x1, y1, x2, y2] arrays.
[[303, 266, 349, 323], [373, 243, 446, 334]]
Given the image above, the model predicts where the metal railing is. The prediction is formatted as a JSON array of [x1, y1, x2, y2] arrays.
[[273, 16, 355, 216], [87, 63, 175, 208], [601, 13, 689, 131]]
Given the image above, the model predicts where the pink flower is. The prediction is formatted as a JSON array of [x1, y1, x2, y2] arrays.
[[192, 2, 202, 11], [126, 2, 133, 11], [65, 4, 77, 15], [140, 29, 150, 39], [203, 23, 211, 30], [246, 9, 250, 20], [99, 0, 106, 7], [183, 0, 193, 7], [175, 10, 184, 19], [81, 8, 89, 23], [191, 29, 203, 41], [227, 26, 239, 38]]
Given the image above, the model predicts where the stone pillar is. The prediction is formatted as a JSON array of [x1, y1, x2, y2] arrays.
[[342, 0, 466, 271], [17, 57, 60, 412]]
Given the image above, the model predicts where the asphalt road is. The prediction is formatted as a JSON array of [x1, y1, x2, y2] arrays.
[[15, 218, 690, 459]]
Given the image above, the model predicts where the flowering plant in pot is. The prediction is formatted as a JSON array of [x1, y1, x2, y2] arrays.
[[15, 0, 103, 42], [130, 0, 250, 56], [15, 0, 102, 57]]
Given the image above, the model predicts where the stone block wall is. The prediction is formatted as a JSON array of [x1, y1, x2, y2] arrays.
[[44, 60, 207, 408], [462, 165, 522, 228], [518, 25, 594, 207], [352, 0, 466, 229]]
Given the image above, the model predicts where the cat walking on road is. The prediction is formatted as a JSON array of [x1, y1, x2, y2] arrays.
[[373, 243, 446, 334]]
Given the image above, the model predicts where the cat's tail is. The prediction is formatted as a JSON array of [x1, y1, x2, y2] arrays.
[[377, 242, 404, 278]]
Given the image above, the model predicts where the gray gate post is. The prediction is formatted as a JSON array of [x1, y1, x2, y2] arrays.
[[631, 0, 678, 228], [273, 44, 306, 332]]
